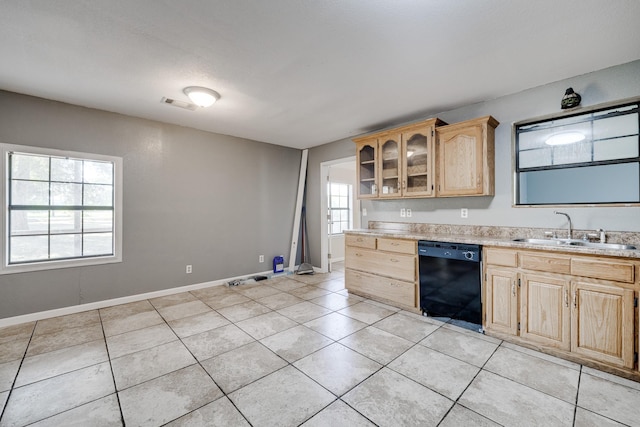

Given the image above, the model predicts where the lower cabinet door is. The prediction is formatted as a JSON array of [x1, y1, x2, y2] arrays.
[[571, 281, 635, 369], [346, 268, 416, 307], [484, 267, 518, 336], [520, 273, 570, 351]]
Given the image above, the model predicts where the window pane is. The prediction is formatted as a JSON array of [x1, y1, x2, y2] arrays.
[[519, 148, 552, 168], [331, 211, 341, 222], [11, 180, 49, 205], [519, 163, 639, 204], [50, 210, 82, 234], [341, 210, 348, 221], [84, 184, 113, 206], [51, 182, 82, 206], [330, 196, 340, 208], [84, 233, 113, 256], [10, 211, 48, 235], [593, 136, 639, 161], [11, 154, 49, 180], [84, 211, 113, 232], [51, 158, 83, 183], [592, 113, 639, 140], [331, 222, 341, 234], [50, 234, 82, 259], [330, 183, 340, 196], [552, 141, 592, 165], [10, 235, 48, 263], [84, 161, 113, 184]]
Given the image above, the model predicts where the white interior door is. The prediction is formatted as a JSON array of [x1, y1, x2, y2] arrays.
[[320, 157, 357, 273]]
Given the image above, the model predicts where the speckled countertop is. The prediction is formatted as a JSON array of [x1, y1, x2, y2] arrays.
[[346, 222, 640, 259]]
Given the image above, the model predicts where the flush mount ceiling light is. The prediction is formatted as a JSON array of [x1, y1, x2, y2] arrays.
[[183, 86, 220, 108], [545, 131, 586, 146]]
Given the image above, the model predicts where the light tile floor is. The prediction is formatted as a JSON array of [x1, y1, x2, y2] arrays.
[[1, 262, 640, 426]]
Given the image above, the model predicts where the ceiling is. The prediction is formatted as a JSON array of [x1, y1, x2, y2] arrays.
[[1, 1, 640, 150]]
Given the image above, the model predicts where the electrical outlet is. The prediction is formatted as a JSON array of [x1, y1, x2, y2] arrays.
[[400, 208, 406, 217], [362, 208, 367, 217], [406, 209, 412, 217], [186, 265, 192, 274], [461, 208, 468, 218], [259, 255, 264, 263]]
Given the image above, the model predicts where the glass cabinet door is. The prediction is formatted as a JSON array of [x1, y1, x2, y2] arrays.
[[356, 141, 377, 198], [379, 134, 401, 197], [402, 127, 434, 196]]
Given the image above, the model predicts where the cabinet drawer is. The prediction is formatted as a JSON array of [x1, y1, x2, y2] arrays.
[[346, 269, 415, 307], [485, 248, 517, 267], [377, 238, 416, 254], [345, 235, 377, 249], [571, 258, 635, 284], [346, 247, 416, 282], [520, 253, 571, 274]]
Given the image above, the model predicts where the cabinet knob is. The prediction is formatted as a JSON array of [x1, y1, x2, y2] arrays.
[[573, 291, 577, 308]]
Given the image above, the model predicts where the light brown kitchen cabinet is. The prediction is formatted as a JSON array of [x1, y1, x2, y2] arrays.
[[379, 133, 402, 198], [400, 124, 437, 197], [353, 118, 444, 199], [355, 139, 378, 199], [484, 246, 640, 376], [436, 116, 498, 197], [345, 236, 418, 309], [484, 266, 519, 336], [520, 273, 571, 351], [571, 281, 634, 369]]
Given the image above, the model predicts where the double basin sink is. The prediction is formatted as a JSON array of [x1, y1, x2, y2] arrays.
[[512, 238, 637, 251]]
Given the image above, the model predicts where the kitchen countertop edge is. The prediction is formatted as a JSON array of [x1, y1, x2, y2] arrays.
[[345, 229, 640, 259]]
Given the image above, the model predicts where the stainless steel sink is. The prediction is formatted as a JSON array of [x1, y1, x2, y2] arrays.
[[512, 238, 567, 246], [512, 238, 637, 250], [566, 241, 637, 250]]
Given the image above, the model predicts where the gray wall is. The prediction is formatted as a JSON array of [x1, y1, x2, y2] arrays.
[[307, 60, 640, 267], [0, 91, 301, 318]]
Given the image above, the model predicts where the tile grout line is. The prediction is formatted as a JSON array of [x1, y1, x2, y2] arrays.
[[97, 309, 126, 427], [0, 322, 37, 424]]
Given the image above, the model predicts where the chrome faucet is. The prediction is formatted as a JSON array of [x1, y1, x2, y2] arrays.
[[554, 211, 572, 240]]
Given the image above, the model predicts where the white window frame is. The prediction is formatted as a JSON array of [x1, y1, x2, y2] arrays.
[[0, 143, 123, 275], [328, 182, 352, 235]]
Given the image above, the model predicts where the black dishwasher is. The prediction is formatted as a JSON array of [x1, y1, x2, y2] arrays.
[[418, 240, 482, 326]]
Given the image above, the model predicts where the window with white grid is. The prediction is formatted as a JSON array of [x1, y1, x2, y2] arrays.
[[1, 144, 122, 274], [328, 182, 352, 235]]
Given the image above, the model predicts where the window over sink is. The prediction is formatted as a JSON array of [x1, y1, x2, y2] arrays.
[[513, 97, 640, 206]]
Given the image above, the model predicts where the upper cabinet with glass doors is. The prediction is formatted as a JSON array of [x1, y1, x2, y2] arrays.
[[355, 139, 378, 199], [354, 118, 445, 199]]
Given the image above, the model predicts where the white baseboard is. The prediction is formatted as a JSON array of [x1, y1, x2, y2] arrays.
[[0, 268, 291, 328]]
